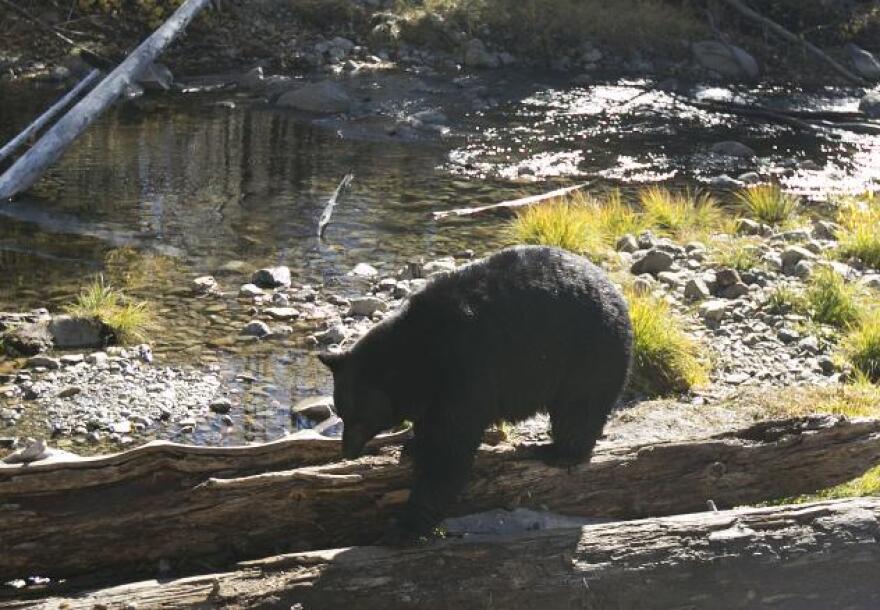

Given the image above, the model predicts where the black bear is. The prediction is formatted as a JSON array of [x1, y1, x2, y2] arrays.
[[319, 245, 633, 539]]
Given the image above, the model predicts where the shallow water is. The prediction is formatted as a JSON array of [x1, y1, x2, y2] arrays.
[[0, 73, 877, 450]]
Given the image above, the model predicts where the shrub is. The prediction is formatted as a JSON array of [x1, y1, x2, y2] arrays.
[[64, 276, 153, 344], [841, 310, 880, 382], [639, 187, 723, 240], [735, 185, 800, 226], [802, 267, 862, 328], [836, 197, 880, 269], [626, 289, 708, 396]]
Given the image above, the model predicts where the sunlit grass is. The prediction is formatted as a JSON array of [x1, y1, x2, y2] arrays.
[[639, 187, 724, 241], [711, 238, 762, 271], [802, 266, 863, 328], [64, 276, 154, 345], [765, 284, 801, 315], [626, 288, 708, 396], [841, 310, 880, 382], [836, 197, 880, 269], [735, 185, 800, 226], [510, 199, 603, 257]]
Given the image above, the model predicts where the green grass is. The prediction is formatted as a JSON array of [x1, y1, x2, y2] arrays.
[[836, 197, 880, 269], [765, 284, 801, 315], [639, 187, 724, 241], [64, 276, 154, 345], [802, 266, 862, 328], [735, 185, 800, 226], [510, 199, 603, 257], [626, 288, 708, 396], [712, 238, 762, 272], [841, 310, 880, 382]]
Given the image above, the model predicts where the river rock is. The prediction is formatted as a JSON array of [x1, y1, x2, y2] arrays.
[[241, 320, 271, 338], [714, 268, 741, 289], [860, 274, 880, 290], [710, 141, 756, 158], [292, 396, 335, 423], [781, 246, 815, 270], [813, 220, 841, 241], [276, 81, 352, 114], [699, 300, 727, 324], [264, 307, 300, 321], [859, 91, 880, 118], [845, 43, 880, 80], [252, 266, 291, 288], [59, 354, 84, 366], [49, 316, 110, 349], [349, 297, 388, 317], [239, 283, 264, 297], [684, 278, 711, 301], [350, 263, 379, 278], [27, 355, 60, 369], [463, 39, 499, 69], [692, 40, 759, 79], [721, 282, 750, 299], [86, 351, 109, 365], [630, 249, 674, 275], [3, 322, 53, 356], [314, 324, 348, 345], [735, 218, 763, 236], [209, 398, 233, 414], [616, 234, 638, 253], [193, 276, 219, 295]]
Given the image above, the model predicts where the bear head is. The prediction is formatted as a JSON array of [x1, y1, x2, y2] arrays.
[[319, 350, 402, 459]]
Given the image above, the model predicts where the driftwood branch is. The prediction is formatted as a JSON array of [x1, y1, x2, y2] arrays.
[[317, 173, 353, 238], [2, 415, 879, 586], [0, 70, 102, 165], [718, 0, 867, 85], [432, 183, 588, 220], [11, 498, 880, 610], [0, 0, 213, 201]]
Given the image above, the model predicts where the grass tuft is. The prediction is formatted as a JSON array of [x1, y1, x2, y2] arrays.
[[802, 267, 862, 328], [509, 199, 603, 257], [64, 276, 154, 345], [639, 187, 723, 240], [841, 310, 880, 382], [836, 196, 880, 269], [626, 289, 708, 396], [735, 185, 800, 226], [712, 238, 762, 272]]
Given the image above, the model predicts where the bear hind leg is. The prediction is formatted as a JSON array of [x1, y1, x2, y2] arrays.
[[544, 392, 613, 467]]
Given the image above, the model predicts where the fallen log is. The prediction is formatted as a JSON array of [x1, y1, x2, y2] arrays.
[[1, 415, 879, 588], [718, 0, 867, 86], [10, 497, 880, 610], [431, 183, 588, 220], [0, 70, 102, 166], [0, 0, 213, 201], [317, 173, 353, 238]]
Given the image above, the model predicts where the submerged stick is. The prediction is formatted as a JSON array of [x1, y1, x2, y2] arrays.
[[0, 69, 101, 165], [432, 182, 588, 220], [317, 173, 354, 238], [0, 0, 213, 201]]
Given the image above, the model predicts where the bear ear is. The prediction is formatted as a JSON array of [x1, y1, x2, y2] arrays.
[[318, 351, 348, 371]]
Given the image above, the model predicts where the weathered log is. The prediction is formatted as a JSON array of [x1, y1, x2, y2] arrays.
[[1, 415, 879, 588], [718, 0, 867, 86], [431, 183, 588, 220], [0, 70, 102, 165], [10, 498, 880, 610], [0, 0, 213, 201]]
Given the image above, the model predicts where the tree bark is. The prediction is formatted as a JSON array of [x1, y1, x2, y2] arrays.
[[1, 415, 879, 587], [0, 0, 212, 201], [432, 183, 588, 220], [9, 498, 880, 610]]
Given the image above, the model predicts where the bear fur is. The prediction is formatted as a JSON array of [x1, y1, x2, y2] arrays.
[[319, 245, 633, 538]]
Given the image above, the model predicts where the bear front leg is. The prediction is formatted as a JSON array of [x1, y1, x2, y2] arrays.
[[395, 414, 484, 540]]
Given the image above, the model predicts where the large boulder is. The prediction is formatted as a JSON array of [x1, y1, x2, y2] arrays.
[[3, 322, 53, 356], [845, 43, 880, 81], [275, 81, 352, 114], [692, 40, 759, 80], [859, 91, 880, 118], [49, 316, 111, 349], [251, 266, 291, 289]]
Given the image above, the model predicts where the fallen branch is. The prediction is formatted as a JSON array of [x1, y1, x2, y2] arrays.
[[0, 0, 213, 201], [317, 173, 353, 238], [718, 0, 867, 85], [432, 183, 588, 220], [2, 415, 878, 587], [0, 70, 102, 165], [12, 498, 880, 609]]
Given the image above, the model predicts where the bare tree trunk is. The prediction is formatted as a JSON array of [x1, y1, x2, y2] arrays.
[[1, 415, 878, 587], [9, 498, 880, 610], [0, 0, 212, 201]]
